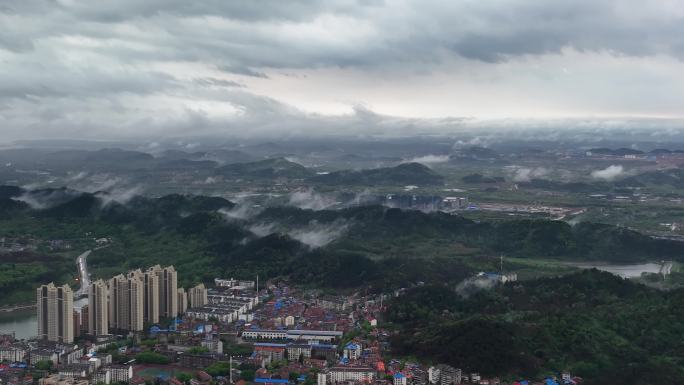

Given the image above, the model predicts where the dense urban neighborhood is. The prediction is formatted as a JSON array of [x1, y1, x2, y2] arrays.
[[1, 271, 581, 385]]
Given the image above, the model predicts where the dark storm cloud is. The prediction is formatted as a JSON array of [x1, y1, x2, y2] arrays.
[[3, 0, 683, 67], [0, 0, 683, 140]]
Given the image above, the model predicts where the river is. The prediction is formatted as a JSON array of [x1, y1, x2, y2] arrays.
[[569, 262, 672, 278], [0, 250, 91, 340]]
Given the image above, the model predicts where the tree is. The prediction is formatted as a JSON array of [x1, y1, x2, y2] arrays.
[[240, 369, 255, 381], [35, 360, 53, 371], [176, 372, 193, 384], [187, 346, 210, 354], [135, 352, 170, 365]]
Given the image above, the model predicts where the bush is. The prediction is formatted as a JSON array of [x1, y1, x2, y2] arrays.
[[135, 352, 170, 365]]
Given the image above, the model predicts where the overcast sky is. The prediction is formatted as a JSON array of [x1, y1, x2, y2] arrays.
[[1, 0, 684, 140]]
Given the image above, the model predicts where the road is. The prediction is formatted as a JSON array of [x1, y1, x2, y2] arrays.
[[75, 250, 92, 299]]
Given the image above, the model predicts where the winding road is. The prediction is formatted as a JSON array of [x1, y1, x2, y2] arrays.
[[75, 250, 92, 299]]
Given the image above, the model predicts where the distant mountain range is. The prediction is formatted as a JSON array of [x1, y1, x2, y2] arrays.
[[0, 147, 447, 187], [215, 157, 314, 180], [311, 162, 444, 186]]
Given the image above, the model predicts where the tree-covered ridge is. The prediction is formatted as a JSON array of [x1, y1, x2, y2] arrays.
[[386, 270, 684, 384], [256, 205, 684, 262], [310, 162, 445, 186], [2, 186, 684, 305]]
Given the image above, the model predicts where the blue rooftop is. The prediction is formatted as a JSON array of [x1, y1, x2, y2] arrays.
[[254, 379, 289, 384], [254, 343, 287, 348], [311, 344, 336, 350]]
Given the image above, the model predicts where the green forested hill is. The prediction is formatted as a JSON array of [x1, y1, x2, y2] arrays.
[[1, 186, 684, 305], [310, 162, 444, 186], [387, 270, 684, 384]]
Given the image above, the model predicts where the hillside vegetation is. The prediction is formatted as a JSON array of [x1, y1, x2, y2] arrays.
[[1, 186, 684, 305], [387, 270, 684, 384]]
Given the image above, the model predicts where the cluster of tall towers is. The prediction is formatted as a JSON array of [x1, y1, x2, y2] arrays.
[[38, 264, 208, 342], [87, 265, 179, 335]]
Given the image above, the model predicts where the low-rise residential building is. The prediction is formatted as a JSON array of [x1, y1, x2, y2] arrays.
[[38, 375, 89, 385], [310, 345, 337, 361], [428, 365, 461, 385], [241, 330, 287, 340], [394, 373, 407, 385], [200, 336, 223, 354], [0, 368, 33, 385], [286, 330, 343, 343], [343, 342, 362, 360], [178, 353, 222, 368], [29, 349, 59, 366], [58, 364, 90, 379], [253, 343, 286, 361], [105, 365, 133, 383], [93, 370, 111, 385], [242, 329, 343, 343], [318, 367, 375, 384], [285, 344, 311, 361], [0, 345, 28, 363]]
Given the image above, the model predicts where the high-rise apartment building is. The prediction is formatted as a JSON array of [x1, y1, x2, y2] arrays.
[[80, 305, 89, 335], [88, 279, 109, 336], [73, 310, 81, 338], [108, 274, 144, 332], [148, 265, 178, 318], [188, 283, 208, 309], [177, 288, 188, 314], [36, 283, 74, 343], [129, 269, 159, 324]]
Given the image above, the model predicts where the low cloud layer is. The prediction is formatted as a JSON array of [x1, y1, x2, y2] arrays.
[[404, 155, 450, 165], [510, 167, 549, 182], [12, 188, 81, 209], [288, 220, 350, 249], [95, 185, 143, 207], [219, 204, 262, 221], [288, 188, 338, 211], [591, 165, 625, 181]]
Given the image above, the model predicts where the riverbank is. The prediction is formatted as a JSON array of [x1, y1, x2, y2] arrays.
[[0, 304, 35, 313]]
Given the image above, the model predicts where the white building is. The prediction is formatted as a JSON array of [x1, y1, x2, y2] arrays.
[[0, 345, 28, 362], [241, 330, 287, 340], [428, 365, 461, 385], [319, 367, 375, 384], [102, 365, 134, 384], [286, 330, 342, 343], [343, 342, 362, 360], [394, 373, 407, 385]]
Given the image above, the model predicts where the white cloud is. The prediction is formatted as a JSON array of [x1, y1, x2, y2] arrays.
[[404, 154, 450, 165], [288, 220, 349, 249], [288, 188, 337, 210], [510, 167, 549, 182], [591, 165, 625, 181]]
